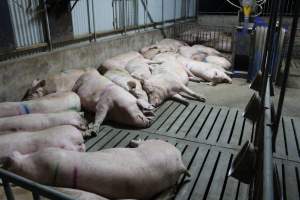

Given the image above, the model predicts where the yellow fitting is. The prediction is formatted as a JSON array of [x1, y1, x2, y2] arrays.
[[243, 5, 252, 17]]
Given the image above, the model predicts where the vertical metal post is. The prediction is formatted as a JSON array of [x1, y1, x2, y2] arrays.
[[42, 0, 52, 50], [162, 0, 164, 27], [274, 0, 299, 135], [2, 179, 15, 200], [92, 0, 96, 41], [86, 0, 92, 41], [32, 192, 41, 200], [174, 0, 176, 23], [260, 0, 281, 103], [123, 0, 126, 34], [263, 77, 274, 200]]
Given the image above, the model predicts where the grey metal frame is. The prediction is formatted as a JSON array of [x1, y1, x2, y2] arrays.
[[0, 168, 74, 200]]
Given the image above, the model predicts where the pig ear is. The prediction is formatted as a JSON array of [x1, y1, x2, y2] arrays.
[[127, 81, 136, 90], [2, 151, 23, 170], [32, 79, 46, 88]]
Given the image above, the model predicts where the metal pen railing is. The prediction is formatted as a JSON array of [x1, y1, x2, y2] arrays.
[[0, 168, 74, 200]]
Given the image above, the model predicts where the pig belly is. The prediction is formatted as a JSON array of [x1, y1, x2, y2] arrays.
[[0, 111, 86, 133]]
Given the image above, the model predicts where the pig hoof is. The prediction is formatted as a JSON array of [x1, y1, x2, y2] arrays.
[[129, 139, 143, 148]]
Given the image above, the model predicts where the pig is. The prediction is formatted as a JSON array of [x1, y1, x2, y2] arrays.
[[125, 57, 159, 81], [156, 38, 187, 49], [5, 139, 188, 200], [100, 51, 143, 73], [176, 56, 232, 84], [0, 111, 87, 133], [0, 125, 85, 163], [0, 92, 81, 118], [140, 44, 177, 60], [23, 68, 95, 100], [73, 70, 154, 133], [140, 38, 186, 60], [143, 54, 206, 106], [179, 46, 207, 61], [204, 55, 232, 69], [104, 68, 150, 103], [192, 44, 222, 56]]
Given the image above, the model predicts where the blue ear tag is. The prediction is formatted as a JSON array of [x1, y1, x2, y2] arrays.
[[20, 103, 30, 114]]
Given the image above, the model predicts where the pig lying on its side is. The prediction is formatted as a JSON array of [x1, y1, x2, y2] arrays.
[[23, 68, 95, 100], [192, 44, 222, 56], [0, 111, 87, 133], [204, 55, 231, 69], [0, 92, 81, 118], [177, 56, 232, 84], [156, 38, 187, 50], [73, 70, 154, 132], [179, 46, 207, 61], [143, 54, 206, 106], [0, 125, 85, 163], [104, 69, 150, 104], [5, 139, 188, 200], [125, 57, 158, 81], [100, 51, 143, 73]]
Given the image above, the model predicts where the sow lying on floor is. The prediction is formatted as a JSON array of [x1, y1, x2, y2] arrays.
[[5, 139, 187, 200]]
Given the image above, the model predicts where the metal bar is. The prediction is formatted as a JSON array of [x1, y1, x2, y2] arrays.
[[42, 0, 52, 50], [260, 0, 281, 101], [274, 0, 299, 136], [0, 169, 74, 200], [0, 17, 196, 61], [123, 0, 126, 33], [70, 0, 80, 11], [2, 179, 15, 200], [162, 0, 164, 27], [139, 0, 167, 37], [32, 192, 41, 200], [86, 0, 92, 41], [92, 0, 96, 41], [263, 77, 274, 200]]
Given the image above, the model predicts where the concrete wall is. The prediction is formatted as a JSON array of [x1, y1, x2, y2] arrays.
[[0, 28, 170, 102]]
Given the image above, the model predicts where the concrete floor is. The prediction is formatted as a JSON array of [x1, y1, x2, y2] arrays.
[[188, 77, 300, 118]]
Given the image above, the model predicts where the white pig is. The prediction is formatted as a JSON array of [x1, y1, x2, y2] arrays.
[[177, 56, 232, 84], [104, 68, 150, 103], [125, 57, 159, 81], [204, 55, 232, 69], [0, 125, 85, 163], [0, 111, 87, 133], [23, 68, 95, 100], [0, 92, 81, 118], [142, 54, 206, 106], [192, 44, 222, 56], [179, 46, 207, 61], [100, 51, 143, 73], [73, 70, 154, 133], [5, 139, 188, 200]]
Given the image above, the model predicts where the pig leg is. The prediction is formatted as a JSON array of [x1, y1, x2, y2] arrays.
[[189, 77, 204, 83], [84, 104, 109, 137], [137, 99, 155, 111], [171, 94, 189, 106], [128, 139, 144, 148], [181, 85, 206, 102]]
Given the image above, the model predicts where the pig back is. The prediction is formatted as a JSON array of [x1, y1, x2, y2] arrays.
[[0, 92, 81, 118]]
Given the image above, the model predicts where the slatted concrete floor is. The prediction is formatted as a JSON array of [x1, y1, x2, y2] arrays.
[[85, 101, 300, 200]]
